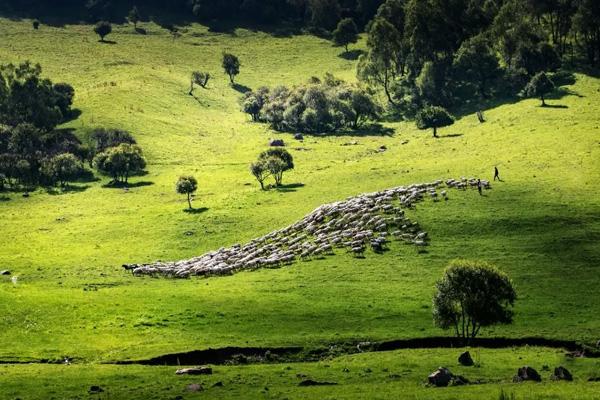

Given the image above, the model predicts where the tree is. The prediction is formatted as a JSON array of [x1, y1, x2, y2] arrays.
[[222, 53, 240, 84], [176, 175, 198, 209], [32, 20, 40, 30], [264, 156, 287, 186], [128, 6, 141, 29], [189, 71, 210, 94], [350, 90, 380, 129], [525, 71, 555, 106], [416, 105, 454, 138], [309, 0, 341, 31], [0, 62, 71, 131], [433, 259, 517, 344], [572, 0, 600, 66], [333, 18, 359, 52], [250, 161, 269, 190], [41, 153, 81, 187], [453, 35, 501, 98], [94, 21, 112, 42], [93, 143, 146, 184], [358, 17, 403, 105], [258, 148, 294, 187]]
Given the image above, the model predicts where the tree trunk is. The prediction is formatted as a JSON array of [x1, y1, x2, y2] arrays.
[[433, 126, 438, 138], [345, 44, 349, 53], [541, 95, 546, 106], [187, 192, 192, 209]]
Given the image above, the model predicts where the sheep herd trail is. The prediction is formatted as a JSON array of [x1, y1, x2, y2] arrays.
[[124, 177, 491, 278]]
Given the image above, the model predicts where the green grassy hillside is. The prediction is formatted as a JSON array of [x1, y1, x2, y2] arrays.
[[0, 18, 599, 398]]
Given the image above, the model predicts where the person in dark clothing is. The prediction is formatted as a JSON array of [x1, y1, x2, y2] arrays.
[[494, 166, 500, 181], [477, 179, 483, 195]]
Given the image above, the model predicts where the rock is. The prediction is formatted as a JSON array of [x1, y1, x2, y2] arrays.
[[551, 366, 573, 381], [269, 139, 285, 147], [298, 379, 337, 386], [379, 145, 387, 152], [294, 133, 304, 140], [176, 366, 212, 375], [428, 367, 453, 387], [0, 270, 10, 275], [513, 366, 542, 382], [88, 386, 104, 394], [449, 375, 469, 386], [186, 383, 203, 392], [458, 351, 474, 366]]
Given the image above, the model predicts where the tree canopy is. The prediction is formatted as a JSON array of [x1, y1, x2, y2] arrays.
[[433, 259, 517, 344], [222, 53, 240, 84], [333, 18, 359, 52], [176, 175, 198, 209], [415, 105, 454, 138]]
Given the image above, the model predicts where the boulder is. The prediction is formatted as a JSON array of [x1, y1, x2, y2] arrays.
[[0, 270, 10, 276], [551, 366, 573, 381], [294, 133, 304, 140], [89, 386, 104, 394], [458, 351, 474, 366], [186, 383, 203, 392], [449, 375, 470, 386], [269, 139, 285, 147], [513, 366, 542, 382], [176, 366, 212, 375], [428, 367, 453, 387]]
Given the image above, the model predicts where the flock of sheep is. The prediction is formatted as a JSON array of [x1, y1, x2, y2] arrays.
[[124, 177, 491, 278]]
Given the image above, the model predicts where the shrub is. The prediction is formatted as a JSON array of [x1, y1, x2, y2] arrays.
[[242, 76, 380, 134], [41, 153, 82, 187], [93, 143, 146, 184]]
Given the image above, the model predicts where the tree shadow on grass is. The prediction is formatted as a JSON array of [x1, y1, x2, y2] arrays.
[[438, 133, 464, 139], [300, 123, 395, 138], [183, 207, 209, 214], [542, 104, 569, 109], [190, 93, 211, 107], [98, 40, 117, 45], [274, 183, 305, 193], [102, 181, 154, 189], [46, 185, 90, 195], [338, 49, 365, 60], [232, 83, 252, 94], [0, 195, 10, 202]]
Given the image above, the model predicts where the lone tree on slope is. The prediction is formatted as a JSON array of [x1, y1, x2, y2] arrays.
[[333, 18, 359, 53], [222, 52, 240, 84], [189, 71, 210, 94], [176, 175, 198, 210], [94, 21, 112, 42], [416, 105, 454, 138], [433, 259, 517, 345], [128, 6, 141, 29], [525, 72, 555, 106]]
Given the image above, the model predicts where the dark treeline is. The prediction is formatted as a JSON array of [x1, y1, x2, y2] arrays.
[[356, 0, 597, 116], [0, 0, 385, 29]]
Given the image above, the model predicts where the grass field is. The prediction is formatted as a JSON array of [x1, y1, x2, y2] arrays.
[[0, 18, 600, 398]]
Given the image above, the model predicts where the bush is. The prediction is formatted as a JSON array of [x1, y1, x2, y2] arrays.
[[93, 143, 146, 184], [241, 76, 380, 134], [41, 153, 82, 187], [32, 20, 40, 30]]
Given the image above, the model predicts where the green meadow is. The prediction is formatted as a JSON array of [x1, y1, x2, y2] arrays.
[[1, 18, 600, 398]]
